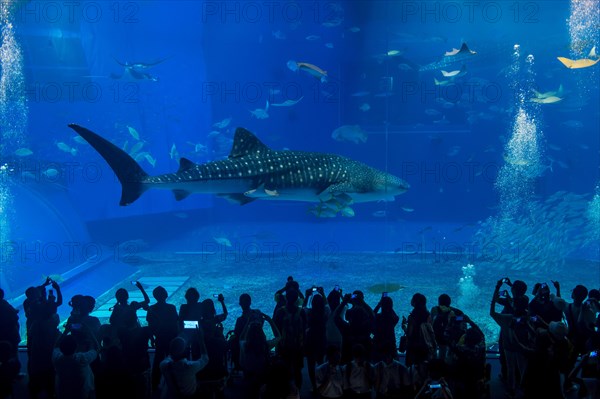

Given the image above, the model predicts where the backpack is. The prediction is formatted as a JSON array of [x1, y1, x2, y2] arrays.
[[431, 307, 453, 345], [277, 307, 304, 352], [419, 322, 438, 359]]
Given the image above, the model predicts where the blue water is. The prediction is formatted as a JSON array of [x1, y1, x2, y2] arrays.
[[1, 1, 599, 343]]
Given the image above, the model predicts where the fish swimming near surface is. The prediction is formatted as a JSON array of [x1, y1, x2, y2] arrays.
[[419, 43, 477, 72], [68, 124, 409, 210]]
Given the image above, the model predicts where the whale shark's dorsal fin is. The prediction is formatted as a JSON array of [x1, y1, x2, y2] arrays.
[[178, 157, 196, 173], [229, 128, 272, 159]]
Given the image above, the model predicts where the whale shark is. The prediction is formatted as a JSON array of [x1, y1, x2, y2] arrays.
[[68, 125, 409, 212], [419, 43, 477, 72]]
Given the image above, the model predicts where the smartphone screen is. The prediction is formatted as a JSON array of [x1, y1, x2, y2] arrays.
[[455, 316, 463, 321], [334, 285, 340, 291], [351, 294, 357, 299], [213, 294, 219, 298], [429, 383, 442, 389], [71, 323, 82, 330], [382, 292, 388, 297], [591, 351, 598, 358], [183, 320, 198, 329]]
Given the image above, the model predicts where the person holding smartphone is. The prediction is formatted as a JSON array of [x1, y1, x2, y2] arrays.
[[109, 281, 150, 331], [372, 292, 400, 363], [160, 328, 209, 398]]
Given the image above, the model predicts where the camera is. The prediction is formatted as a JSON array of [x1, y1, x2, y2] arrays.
[[183, 320, 199, 329], [312, 287, 317, 292], [540, 282, 548, 289], [502, 278, 509, 283]]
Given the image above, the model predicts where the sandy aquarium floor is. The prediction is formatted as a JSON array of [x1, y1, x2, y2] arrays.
[[90, 247, 600, 346]]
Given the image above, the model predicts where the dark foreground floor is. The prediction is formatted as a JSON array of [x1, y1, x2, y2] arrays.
[[11, 349, 510, 399]]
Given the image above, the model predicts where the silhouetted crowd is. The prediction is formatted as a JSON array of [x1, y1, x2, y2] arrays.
[[0, 275, 599, 399]]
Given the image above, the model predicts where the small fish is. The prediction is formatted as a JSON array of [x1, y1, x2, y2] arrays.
[[372, 210, 387, 217], [287, 60, 328, 83], [272, 30, 286, 40], [129, 141, 144, 155], [42, 168, 59, 178], [72, 136, 87, 145], [214, 237, 232, 247], [207, 131, 221, 138], [401, 207, 414, 212], [144, 153, 156, 167], [325, 42, 334, 49], [126, 125, 140, 140], [340, 206, 355, 218], [348, 26, 360, 33], [57, 142, 78, 156], [250, 101, 270, 119], [387, 50, 401, 56], [270, 97, 303, 107], [322, 17, 343, 28], [15, 148, 33, 157], [331, 125, 368, 144], [187, 142, 207, 153], [305, 35, 320, 41], [170, 143, 179, 160], [359, 103, 371, 112], [447, 146, 460, 156], [213, 117, 232, 129], [367, 282, 405, 294]]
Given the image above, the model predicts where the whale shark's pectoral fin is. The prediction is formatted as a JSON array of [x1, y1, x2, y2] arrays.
[[217, 194, 257, 205], [173, 190, 192, 201], [317, 183, 355, 202]]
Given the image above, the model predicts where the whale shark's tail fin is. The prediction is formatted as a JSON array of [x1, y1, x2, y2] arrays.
[[68, 124, 149, 206]]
